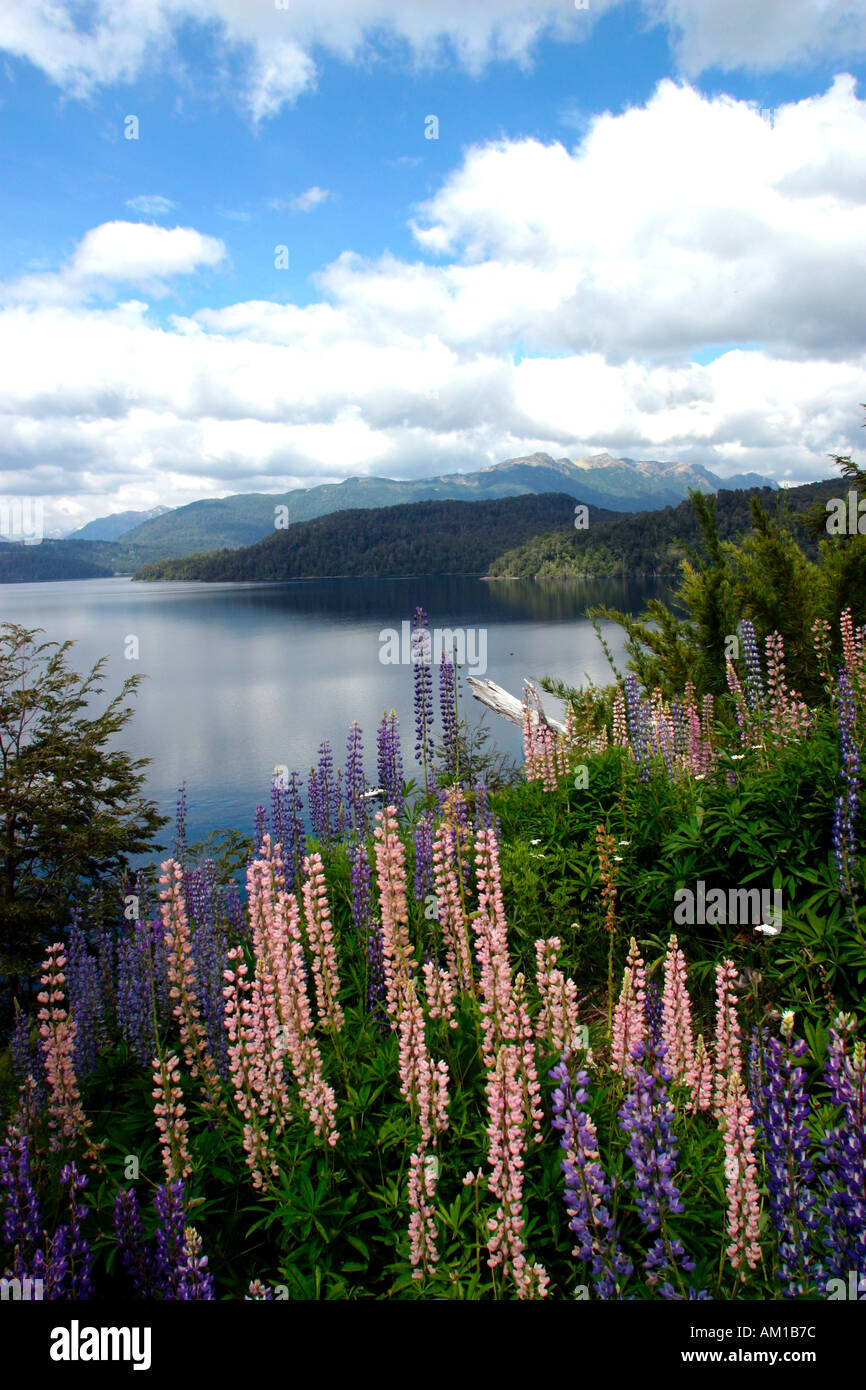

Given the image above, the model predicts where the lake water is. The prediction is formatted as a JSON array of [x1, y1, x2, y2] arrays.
[[0, 575, 671, 854]]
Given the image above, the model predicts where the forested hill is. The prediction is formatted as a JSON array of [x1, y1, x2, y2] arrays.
[[487, 478, 843, 578], [0, 538, 166, 583], [134, 493, 611, 581]]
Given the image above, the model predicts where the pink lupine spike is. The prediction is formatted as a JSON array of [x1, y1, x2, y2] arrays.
[[713, 959, 743, 1116], [610, 937, 647, 1075], [301, 851, 344, 1032], [661, 934, 695, 1085], [721, 1072, 762, 1277], [373, 805, 417, 1020]]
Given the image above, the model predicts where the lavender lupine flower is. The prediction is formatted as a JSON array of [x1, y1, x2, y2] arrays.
[[645, 979, 663, 1049], [66, 916, 104, 1078], [174, 782, 188, 862], [550, 1052, 633, 1298], [114, 1188, 157, 1297], [618, 1038, 705, 1299], [819, 1014, 866, 1284], [271, 771, 306, 890], [0, 1121, 42, 1246], [117, 922, 158, 1064], [413, 813, 435, 902], [474, 780, 501, 844], [177, 1226, 215, 1300], [748, 1026, 769, 1137], [762, 1025, 820, 1297], [57, 1163, 94, 1299], [153, 1180, 189, 1298], [832, 666, 861, 911], [97, 928, 115, 1032], [253, 804, 268, 856], [188, 867, 229, 1080], [10, 1008, 34, 1091], [351, 843, 386, 1024], [439, 652, 460, 780], [345, 721, 368, 839], [412, 608, 435, 791], [624, 675, 650, 781], [738, 619, 765, 715], [377, 710, 405, 817]]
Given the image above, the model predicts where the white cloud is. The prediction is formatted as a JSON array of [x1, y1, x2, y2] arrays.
[[2, 222, 227, 305], [2, 80, 865, 527], [1, 2, 864, 121], [125, 195, 177, 217], [290, 186, 331, 213]]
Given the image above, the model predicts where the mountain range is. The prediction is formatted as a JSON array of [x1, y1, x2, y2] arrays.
[[107, 453, 778, 558]]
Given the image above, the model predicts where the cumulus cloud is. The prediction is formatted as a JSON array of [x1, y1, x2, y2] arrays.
[[1, 80, 865, 526], [2, 222, 227, 305], [1, 1, 864, 121], [125, 195, 177, 217]]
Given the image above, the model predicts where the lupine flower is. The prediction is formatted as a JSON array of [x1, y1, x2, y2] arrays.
[[549, 1051, 633, 1298], [535, 937, 580, 1055], [473, 826, 518, 1069], [376, 709, 405, 817], [66, 916, 105, 1078], [0, 1120, 42, 1247], [439, 652, 460, 780], [612, 687, 628, 746], [412, 608, 435, 791], [344, 721, 368, 839], [610, 938, 646, 1075], [832, 665, 861, 911], [57, 1163, 94, 1299], [351, 842, 386, 1021], [422, 959, 458, 1028], [160, 860, 225, 1114], [661, 935, 695, 1086], [486, 1044, 540, 1296], [692, 1034, 713, 1112], [116, 921, 159, 1065], [301, 851, 345, 1032], [413, 812, 436, 902], [152, 1051, 192, 1182], [713, 959, 743, 1116], [618, 1038, 701, 1298], [174, 781, 188, 861], [222, 947, 280, 1187], [819, 1013, 866, 1283], [432, 817, 473, 990], [738, 619, 765, 714], [177, 1226, 215, 1300], [407, 1146, 440, 1278], [720, 1072, 762, 1278], [373, 805, 417, 1020], [37, 944, 92, 1152], [114, 1187, 157, 1298], [514, 973, 544, 1144], [246, 1279, 275, 1299], [762, 1025, 820, 1296]]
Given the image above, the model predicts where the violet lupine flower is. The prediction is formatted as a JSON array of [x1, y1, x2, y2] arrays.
[[549, 1052, 633, 1298], [413, 812, 435, 903], [439, 652, 460, 780], [0, 1121, 42, 1247], [832, 666, 861, 911], [253, 804, 268, 856], [351, 843, 386, 1023], [271, 770, 306, 890], [174, 781, 188, 861], [10, 1008, 34, 1091], [116, 922, 158, 1065], [57, 1163, 94, 1299], [114, 1188, 157, 1297], [177, 1226, 215, 1300], [738, 619, 765, 714], [66, 916, 104, 1078], [818, 1014, 866, 1285], [376, 709, 405, 817], [153, 1180, 190, 1298], [618, 1038, 704, 1299], [188, 867, 229, 1080], [412, 607, 435, 790], [748, 1026, 769, 1137], [762, 1026, 820, 1296], [345, 721, 368, 839], [645, 978, 664, 1050], [624, 675, 650, 780]]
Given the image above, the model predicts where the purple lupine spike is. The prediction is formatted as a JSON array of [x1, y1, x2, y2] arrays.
[[345, 722, 368, 839], [188, 867, 230, 1080], [177, 1227, 215, 1300], [413, 812, 435, 902], [314, 739, 336, 844], [645, 979, 663, 1048], [439, 652, 460, 780], [832, 666, 861, 912], [58, 1163, 94, 1299], [66, 915, 104, 1078], [618, 1037, 705, 1299], [253, 804, 268, 856], [153, 1180, 189, 1298], [174, 782, 188, 862], [670, 695, 687, 757], [473, 780, 501, 844], [114, 1188, 158, 1297], [818, 1014, 866, 1284], [116, 923, 157, 1065], [10, 1008, 33, 1090], [624, 675, 650, 780], [738, 620, 765, 714], [376, 709, 404, 817], [412, 608, 435, 790], [350, 842, 386, 1025], [549, 1051, 633, 1298], [0, 1120, 42, 1246], [762, 1026, 820, 1296], [308, 764, 321, 840]]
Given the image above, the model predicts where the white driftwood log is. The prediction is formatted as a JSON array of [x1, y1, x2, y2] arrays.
[[466, 677, 566, 735]]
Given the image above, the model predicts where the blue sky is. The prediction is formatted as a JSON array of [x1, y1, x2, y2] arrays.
[[1, 1, 865, 530]]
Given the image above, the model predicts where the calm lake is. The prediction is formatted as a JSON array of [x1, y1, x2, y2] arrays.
[[0, 575, 671, 853]]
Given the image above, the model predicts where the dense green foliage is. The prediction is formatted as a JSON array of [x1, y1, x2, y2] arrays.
[[489, 477, 841, 578], [0, 625, 168, 979], [0, 538, 169, 583], [133, 493, 613, 582]]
